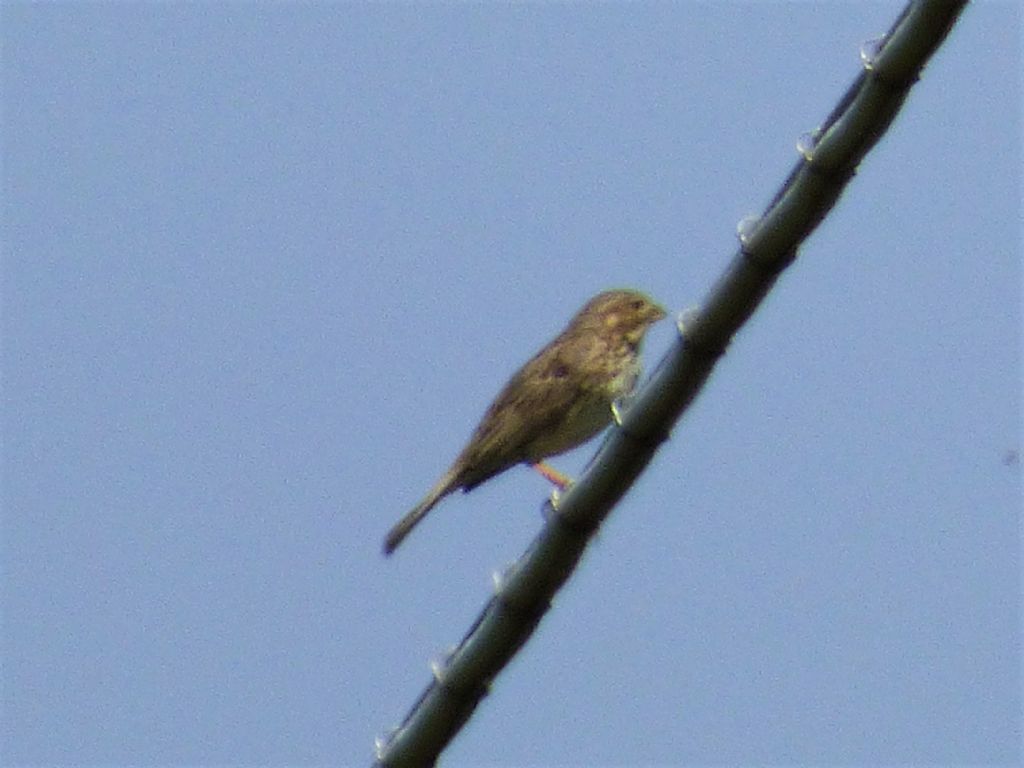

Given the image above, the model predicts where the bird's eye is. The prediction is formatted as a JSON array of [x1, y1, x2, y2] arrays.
[[631, 299, 644, 310]]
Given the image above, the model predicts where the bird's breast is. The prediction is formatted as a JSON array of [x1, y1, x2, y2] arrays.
[[522, 391, 613, 461]]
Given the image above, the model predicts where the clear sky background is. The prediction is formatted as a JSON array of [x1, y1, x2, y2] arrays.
[[2, 3, 1020, 766]]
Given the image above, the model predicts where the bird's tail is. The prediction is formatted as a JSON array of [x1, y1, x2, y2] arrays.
[[383, 471, 458, 555]]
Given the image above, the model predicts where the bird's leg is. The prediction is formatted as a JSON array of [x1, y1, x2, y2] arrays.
[[531, 461, 572, 490]]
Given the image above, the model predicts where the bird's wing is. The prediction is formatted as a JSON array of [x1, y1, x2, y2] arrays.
[[454, 343, 584, 490]]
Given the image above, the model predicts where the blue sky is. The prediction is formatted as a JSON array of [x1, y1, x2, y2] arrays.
[[3, 3, 1020, 765]]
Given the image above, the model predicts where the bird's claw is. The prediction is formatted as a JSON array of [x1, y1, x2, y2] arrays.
[[548, 487, 562, 511], [611, 399, 625, 426]]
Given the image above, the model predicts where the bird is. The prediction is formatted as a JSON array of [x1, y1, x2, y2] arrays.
[[383, 288, 666, 555]]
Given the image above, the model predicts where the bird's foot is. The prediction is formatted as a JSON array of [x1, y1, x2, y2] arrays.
[[611, 398, 627, 426]]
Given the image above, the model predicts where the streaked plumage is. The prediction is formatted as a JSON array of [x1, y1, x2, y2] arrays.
[[384, 288, 666, 555]]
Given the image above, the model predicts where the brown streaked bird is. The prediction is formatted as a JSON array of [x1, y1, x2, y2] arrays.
[[383, 288, 666, 555]]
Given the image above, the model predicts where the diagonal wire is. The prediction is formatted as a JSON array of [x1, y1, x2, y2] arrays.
[[373, 1, 969, 764]]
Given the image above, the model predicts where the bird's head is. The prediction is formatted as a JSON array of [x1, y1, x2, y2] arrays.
[[573, 289, 667, 347]]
